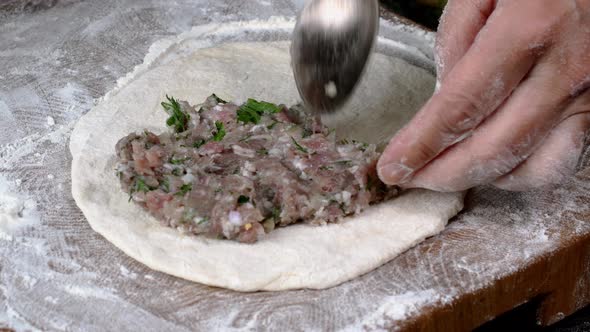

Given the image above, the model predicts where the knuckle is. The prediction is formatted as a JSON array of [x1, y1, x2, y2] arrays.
[[411, 140, 440, 166], [436, 91, 484, 135]]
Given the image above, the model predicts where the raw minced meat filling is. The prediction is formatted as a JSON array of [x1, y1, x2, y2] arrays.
[[115, 94, 395, 243]]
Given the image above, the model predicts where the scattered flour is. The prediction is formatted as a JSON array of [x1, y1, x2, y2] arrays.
[[0, 175, 40, 241], [119, 265, 138, 279], [360, 290, 455, 331], [46, 116, 55, 127], [62, 285, 119, 301]]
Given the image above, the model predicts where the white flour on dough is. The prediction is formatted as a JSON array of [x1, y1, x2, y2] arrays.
[[70, 39, 464, 291]]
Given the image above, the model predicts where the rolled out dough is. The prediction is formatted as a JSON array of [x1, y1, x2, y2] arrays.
[[70, 41, 464, 291]]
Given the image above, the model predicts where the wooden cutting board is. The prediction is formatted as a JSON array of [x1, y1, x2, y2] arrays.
[[1, 1, 589, 331]]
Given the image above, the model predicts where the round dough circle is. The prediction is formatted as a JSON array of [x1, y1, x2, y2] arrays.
[[70, 41, 463, 291]]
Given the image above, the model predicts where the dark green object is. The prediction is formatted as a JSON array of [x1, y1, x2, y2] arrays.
[[212, 121, 226, 141], [290, 136, 309, 154], [237, 98, 281, 124], [162, 95, 190, 133]]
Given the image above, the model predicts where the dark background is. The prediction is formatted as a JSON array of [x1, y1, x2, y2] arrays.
[[380, 1, 590, 331], [380, 0, 447, 30]]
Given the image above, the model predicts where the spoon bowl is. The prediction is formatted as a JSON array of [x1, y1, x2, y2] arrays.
[[291, 0, 379, 113]]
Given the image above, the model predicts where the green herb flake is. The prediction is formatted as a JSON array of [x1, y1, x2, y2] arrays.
[[129, 177, 152, 202], [193, 139, 207, 148], [272, 207, 281, 222], [161, 178, 170, 193], [196, 217, 209, 225], [135, 178, 150, 193], [162, 95, 190, 133], [319, 165, 333, 171], [176, 183, 192, 196], [170, 157, 190, 165], [237, 98, 281, 124], [212, 121, 226, 141], [334, 160, 353, 167], [239, 134, 253, 142], [172, 168, 183, 176], [290, 136, 309, 154], [359, 142, 369, 152], [257, 148, 269, 155], [237, 195, 250, 205]]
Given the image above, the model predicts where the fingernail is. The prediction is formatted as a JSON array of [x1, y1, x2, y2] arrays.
[[378, 163, 414, 185]]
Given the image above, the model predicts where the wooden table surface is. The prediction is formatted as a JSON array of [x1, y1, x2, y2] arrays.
[[1, 1, 589, 331]]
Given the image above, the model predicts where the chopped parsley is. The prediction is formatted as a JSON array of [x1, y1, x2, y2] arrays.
[[237, 98, 281, 124], [319, 165, 333, 171], [211, 93, 227, 104], [290, 136, 309, 154], [160, 178, 170, 193], [271, 207, 281, 221], [239, 134, 253, 142], [135, 178, 150, 192], [170, 157, 190, 165], [176, 183, 192, 196], [193, 139, 206, 148], [237, 195, 250, 205], [334, 160, 353, 167], [172, 168, 183, 176], [161, 95, 190, 133], [358, 142, 369, 152], [257, 148, 269, 155], [129, 178, 152, 202], [212, 121, 226, 141], [196, 217, 209, 225]]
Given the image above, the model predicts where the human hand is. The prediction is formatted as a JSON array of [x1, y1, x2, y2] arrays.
[[377, 0, 590, 191]]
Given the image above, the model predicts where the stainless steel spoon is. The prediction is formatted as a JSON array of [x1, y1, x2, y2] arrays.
[[291, 0, 379, 113]]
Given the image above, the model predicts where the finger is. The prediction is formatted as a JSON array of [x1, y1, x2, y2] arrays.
[[492, 112, 590, 191], [401, 53, 585, 192], [378, 2, 549, 186], [435, 0, 496, 85]]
